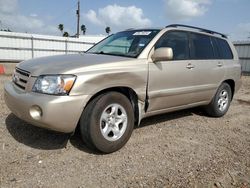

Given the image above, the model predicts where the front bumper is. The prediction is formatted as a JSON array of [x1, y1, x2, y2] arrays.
[[4, 81, 90, 133]]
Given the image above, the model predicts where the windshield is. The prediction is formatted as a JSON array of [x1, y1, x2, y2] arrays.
[[87, 29, 160, 58]]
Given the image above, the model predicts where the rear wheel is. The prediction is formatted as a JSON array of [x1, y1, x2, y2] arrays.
[[205, 82, 232, 117], [80, 92, 134, 153]]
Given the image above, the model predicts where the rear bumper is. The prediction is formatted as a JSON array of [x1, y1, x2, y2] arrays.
[[4, 81, 90, 133]]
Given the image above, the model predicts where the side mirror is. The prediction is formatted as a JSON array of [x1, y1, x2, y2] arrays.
[[151, 47, 173, 62]]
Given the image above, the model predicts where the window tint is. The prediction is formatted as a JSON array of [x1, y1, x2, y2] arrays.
[[211, 37, 220, 59], [155, 31, 189, 60], [216, 38, 233, 59], [190, 33, 214, 59]]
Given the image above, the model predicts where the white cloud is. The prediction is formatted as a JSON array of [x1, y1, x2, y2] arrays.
[[0, 0, 57, 35], [0, 0, 18, 14], [86, 10, 102, 26], [84, 4, 151, 30], [164, 0, 211, 21], [30, 13, 38, 17]]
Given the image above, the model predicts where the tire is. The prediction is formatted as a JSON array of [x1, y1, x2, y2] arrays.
[[79, 92, 134, 153], [205, 82, 232, 117]]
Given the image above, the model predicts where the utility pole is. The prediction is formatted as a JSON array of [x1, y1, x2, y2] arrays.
[[76, 0, 80, 38]]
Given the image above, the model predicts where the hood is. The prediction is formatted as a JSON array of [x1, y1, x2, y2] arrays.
[[17, 53, 134, 76]]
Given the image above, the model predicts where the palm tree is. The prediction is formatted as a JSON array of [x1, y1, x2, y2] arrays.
[[63, 32, 69, 37], [58, 24, 64, 34], [105, 26, 111, 35], [81, 24, 86, 35]]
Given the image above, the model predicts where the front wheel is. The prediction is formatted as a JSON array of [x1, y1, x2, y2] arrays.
[[80, 92, 134, 153], [204, 82, 232, 117]]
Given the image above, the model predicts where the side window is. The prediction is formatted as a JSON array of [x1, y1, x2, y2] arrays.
[[216, 38, 233, 59], [190, 33, 214, 59], [211, 37, 220, 59], [155, 31, 189, 60]]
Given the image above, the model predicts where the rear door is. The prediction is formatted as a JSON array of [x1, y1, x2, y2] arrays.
[[187, 33, 226, 103], [214, 37, 234, 80]]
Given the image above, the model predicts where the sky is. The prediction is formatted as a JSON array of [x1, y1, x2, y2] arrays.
[[0, 0, 249, 40]]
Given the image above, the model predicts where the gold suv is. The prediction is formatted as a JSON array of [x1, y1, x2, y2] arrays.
[[4, 24, 241, 153]]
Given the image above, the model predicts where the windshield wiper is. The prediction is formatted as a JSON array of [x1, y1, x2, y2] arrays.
[[87, 51, 105, 55], [97, 51, 105, 54], [87, 51, 135, 58]]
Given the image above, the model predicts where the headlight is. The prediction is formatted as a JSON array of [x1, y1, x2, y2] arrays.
[[32, 75, 76, 95]]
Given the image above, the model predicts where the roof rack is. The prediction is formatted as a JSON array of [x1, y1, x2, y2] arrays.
[[166, 24, 227, 39]]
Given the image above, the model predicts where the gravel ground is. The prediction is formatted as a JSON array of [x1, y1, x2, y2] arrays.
[[0, 75, 249, 188]]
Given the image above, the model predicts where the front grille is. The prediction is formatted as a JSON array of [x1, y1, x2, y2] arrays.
[[13, 68, 30, 90]]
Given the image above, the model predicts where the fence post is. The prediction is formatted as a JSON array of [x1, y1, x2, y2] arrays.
[[65, 39, 68, 54], [31, 36, 34, 58]]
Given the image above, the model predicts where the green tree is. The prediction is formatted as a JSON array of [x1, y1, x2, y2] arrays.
[[58, 24, 64, 34], [105, 26, 111, 35], [63, 31, 69, 37], [81, 24, 86, 35]]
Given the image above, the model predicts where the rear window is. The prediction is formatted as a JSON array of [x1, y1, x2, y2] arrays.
[[190, 33, 214, 59], [216, 38, 233, 59]]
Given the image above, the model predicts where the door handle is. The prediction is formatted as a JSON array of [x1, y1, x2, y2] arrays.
[[186, 63, 195, 69], [217, 62, 223, 67]]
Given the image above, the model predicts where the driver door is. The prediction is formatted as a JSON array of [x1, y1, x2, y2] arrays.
[[147, 31, 195, 112]]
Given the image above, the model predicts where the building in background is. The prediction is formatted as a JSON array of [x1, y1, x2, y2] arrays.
[[234, 41, 250, 74]]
